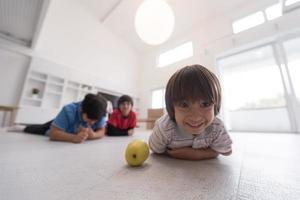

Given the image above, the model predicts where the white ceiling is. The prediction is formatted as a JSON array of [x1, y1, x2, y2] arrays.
[[0, 0, 279, 50], [0, 0, 44, 46], [79, 0, 279, 52]]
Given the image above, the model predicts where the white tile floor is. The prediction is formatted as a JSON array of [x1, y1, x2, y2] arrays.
[[0, 129, 299, 200]]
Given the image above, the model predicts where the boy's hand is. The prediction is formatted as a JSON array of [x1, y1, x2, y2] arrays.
[[87, 126, 95, 139], [167, 147, 193, 159], [128, 129, 134, 136], [167, 147, 219, 160], [73, 126, 88, 143]]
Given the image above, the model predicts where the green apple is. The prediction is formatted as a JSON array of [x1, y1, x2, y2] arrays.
[[125, 139, 149, 167]]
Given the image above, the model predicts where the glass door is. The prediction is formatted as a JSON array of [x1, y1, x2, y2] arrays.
[[218, 45, 293, 132], [282, 37, 300, 132]]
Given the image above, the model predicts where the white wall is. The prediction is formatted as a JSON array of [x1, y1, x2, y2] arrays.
[[34, 0, 140, 97], [0, 0, 141, 125], [0, 48, 30, 106], [138, 8, 300, 118]]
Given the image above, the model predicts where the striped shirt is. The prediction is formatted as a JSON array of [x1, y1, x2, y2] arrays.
[[149, 114, 232, 154]]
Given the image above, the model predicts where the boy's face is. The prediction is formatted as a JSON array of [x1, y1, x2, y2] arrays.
[[174, 99, 214, 135], [82, 113, 97, 126], [119, 101, 132, 117]]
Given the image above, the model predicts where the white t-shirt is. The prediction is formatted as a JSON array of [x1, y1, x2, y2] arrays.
[[149, 114, 232, 154]]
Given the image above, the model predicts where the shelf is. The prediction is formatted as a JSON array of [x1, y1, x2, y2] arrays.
[[48, 75, 64, 85], [46, 90, 62, 96], [26, 78, 46, 100], [79, 89, 93, 93], [23, 97, 43, 102], [28, 76, 47, 83], [66, 86, 79, 90], [67, 81, 80, 89], [48, 81, 64, 87], [21, 98, 42, 107], [29, 71, 47, 81], [42, 93, 62, 109], [47, 83, 63, 94], [63, 87, 78, 104]]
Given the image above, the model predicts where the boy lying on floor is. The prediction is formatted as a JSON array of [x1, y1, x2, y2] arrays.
[[10, 93, 107, 143]]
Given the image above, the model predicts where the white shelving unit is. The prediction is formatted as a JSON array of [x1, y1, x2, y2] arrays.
[[61, 81, 95, 106], [20, 71, 65, 109], [15, 58, 139, 124], [62, 81, 79, 106], [16, 70, 109, 124], [21, 71, 46, 107], [43, 75, 64, 109]]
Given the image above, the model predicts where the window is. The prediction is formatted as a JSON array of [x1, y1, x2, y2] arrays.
[[217, 45, 292, 132], [284, 0, 300, 13], [158, 42, 193, 67], [232, 1, 300, 34], [283, 37, 300, 102], [265, 3, 282, 20], [285, 0, 300, 6], [232, 12, 265, 34], [219, 46, 286, 111], [151, 88, 165, 109]]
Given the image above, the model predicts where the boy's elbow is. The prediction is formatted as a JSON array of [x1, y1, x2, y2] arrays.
[[221, 150, 232, 156], [48, 128, 60, 141], [213, 153, 220, 158], [207, 151, 219, 159], [48, 131, 55, 141]]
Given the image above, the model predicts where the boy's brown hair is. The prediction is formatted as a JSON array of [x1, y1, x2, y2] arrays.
[[165, 64, 222, 122], [81, 93, 107, 120]]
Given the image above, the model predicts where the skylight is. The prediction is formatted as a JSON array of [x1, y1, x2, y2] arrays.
[[265, 3, 282, 20], [158, 42, 193, 67], [285, 0, 300, 6], [232, 12, 265, 34]]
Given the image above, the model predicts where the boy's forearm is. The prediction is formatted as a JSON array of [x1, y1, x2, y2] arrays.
[[167, 147, 219, 160], [49, 128, 76, 143], [188, 148, 219, 160], [89, 128, 105, 139]]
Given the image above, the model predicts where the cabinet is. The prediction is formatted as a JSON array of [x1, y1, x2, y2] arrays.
[[15, 58, 139, 124], [16, 69, 97, 124], [21, 71, 64, 109], [63, 81, 94, 105], [16, 70, 65, 124]]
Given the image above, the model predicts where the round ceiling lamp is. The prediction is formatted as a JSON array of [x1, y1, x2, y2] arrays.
[[135, 0, 175, 45]]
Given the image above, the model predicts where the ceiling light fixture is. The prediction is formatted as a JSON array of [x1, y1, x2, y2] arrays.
[[135, 0, 175, 45]]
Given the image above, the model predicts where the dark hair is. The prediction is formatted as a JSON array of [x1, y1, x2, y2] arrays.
[[117, 95, 133, 108], [165, 64, 221, 122], [81, 93, 107, 120]]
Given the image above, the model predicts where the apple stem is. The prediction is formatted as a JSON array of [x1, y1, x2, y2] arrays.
[[133, 154, 137, 158]]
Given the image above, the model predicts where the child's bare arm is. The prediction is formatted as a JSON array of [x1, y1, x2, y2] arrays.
[[127, 128, 134, 136], [87, 127, 105, 140], [167, 147, 219, 160], [49, 126, 88, 143]]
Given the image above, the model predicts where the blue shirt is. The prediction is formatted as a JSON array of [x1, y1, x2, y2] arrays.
[[49, 102, 106, 135]]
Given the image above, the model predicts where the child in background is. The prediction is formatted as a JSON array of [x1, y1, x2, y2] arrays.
[[11, 93, 107, 143], [106, 95, 137, 136], [149, 64, 232, 160]]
